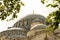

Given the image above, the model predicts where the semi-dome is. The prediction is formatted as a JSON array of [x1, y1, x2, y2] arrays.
[[0, 29, 28, 40]]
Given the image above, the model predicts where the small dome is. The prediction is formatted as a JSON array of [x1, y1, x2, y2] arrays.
[[30, 24, 47, 30]]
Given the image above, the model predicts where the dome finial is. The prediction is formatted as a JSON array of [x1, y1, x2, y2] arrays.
[[33, 10, 34, 14]]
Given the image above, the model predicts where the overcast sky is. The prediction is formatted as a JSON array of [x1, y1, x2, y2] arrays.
[[0, 0, 57, 32]]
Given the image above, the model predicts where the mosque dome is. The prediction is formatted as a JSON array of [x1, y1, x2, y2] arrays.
[[0, 14, 47, 40], [12, 14, 46, 30]]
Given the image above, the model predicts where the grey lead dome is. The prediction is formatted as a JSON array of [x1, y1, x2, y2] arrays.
[[12, 14, 46, 30]]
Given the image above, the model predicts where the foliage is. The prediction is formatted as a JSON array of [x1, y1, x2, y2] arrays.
[[41, 0, 60, 31], [0, 0, 24, 20]]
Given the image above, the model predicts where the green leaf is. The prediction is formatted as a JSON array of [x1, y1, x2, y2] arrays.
[[20, 2, 24, 6], [46, 4, 51, 7], [13, 13, 17, 18], [41, 0, 45, 4], [51, 4, 58, 7]]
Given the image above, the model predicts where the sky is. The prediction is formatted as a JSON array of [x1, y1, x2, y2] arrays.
[[0, 0, 58, 32]]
